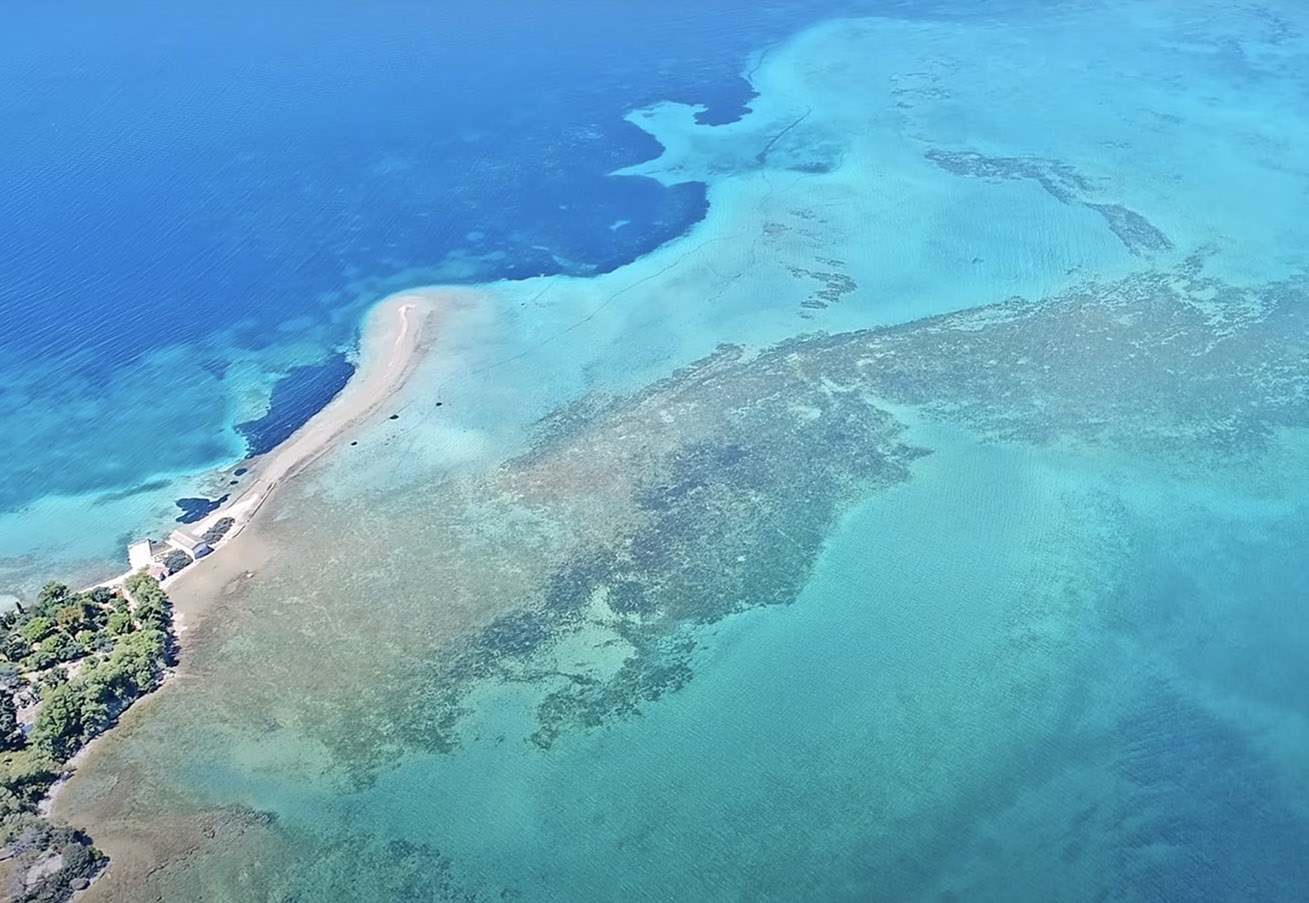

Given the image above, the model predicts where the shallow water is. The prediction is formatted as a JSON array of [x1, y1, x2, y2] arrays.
[[0, 0, 864, 593], [51, 1, 1309, 900]]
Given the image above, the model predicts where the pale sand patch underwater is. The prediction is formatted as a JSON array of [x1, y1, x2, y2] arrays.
[[160, 288, 479, 610], [50, 5, 1309, 900], [43, 288, 484, 887]]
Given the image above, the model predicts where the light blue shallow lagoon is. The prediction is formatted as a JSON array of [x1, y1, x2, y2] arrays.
[[0, 0, 831, 592], [16, 0, 1309, 900]]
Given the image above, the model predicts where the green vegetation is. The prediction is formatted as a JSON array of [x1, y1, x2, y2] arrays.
[[0, 574, 176, 902]]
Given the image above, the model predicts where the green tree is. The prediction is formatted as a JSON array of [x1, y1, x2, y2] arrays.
[[1, 631, 27, 662], [125, 573, 172, 632], [41, 632, 80, 664], [137, 605, 168, 632], [107, 630, 167, 694], [20, 648, 56, 673], [35, 582, 72, 615], [0, 748, 58, 811], [77, 692, 110, 737], [21, 616, 54, 645], [0, 786, 23, 821], [54, 604, 88, 636], [30, 682, 84, 760], [0, 692, 19, 751], [36, 667, 67, 692], [105, 610, 133, 636]]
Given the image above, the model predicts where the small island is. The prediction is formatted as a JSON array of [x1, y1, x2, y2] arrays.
[[0, 573, 176, 902]]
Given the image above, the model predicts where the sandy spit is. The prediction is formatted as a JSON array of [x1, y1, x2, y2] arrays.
[[47, 288, 480, 888], [157, 287, 475, 612]]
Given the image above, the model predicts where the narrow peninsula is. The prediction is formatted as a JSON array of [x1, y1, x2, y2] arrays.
[[0, 292, 446, 902]]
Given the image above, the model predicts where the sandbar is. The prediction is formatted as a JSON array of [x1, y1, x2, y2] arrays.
[[117, 287, 473, 611], [46, 288, 474, 859]]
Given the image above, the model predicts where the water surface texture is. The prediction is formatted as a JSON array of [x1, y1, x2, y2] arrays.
[[34, 0, 1309, 900], [0, 0, 863, 591]]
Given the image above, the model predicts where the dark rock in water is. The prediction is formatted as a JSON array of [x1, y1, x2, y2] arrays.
[[922, 148, 1174, 257], [235, 352, 355, 457], [1085, 202, 1174, 255], [608, 579, 655, 616], [175, 494, 229, 523], [924, 148, 1092, 204], [229, 480, 238, 485], [480, 611, 550, 658], [233, 467, 248, 476]]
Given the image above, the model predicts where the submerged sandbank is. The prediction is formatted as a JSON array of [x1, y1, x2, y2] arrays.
[[45, 6, 1309, 899], [159, 289, 463, 596], [44, 288, 477, 889]]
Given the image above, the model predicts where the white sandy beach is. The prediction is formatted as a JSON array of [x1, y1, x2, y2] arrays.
[[44, 288, 477, 880], [192, 295, 430, 526], [79, 287, 480, 616], [170, 289, 470, 588]]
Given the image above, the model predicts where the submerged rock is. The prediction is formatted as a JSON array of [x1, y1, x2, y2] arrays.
[[174, 494, 229, 524]]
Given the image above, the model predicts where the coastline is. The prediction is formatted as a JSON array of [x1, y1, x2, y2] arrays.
[[88, 289, 452, 601], [173, 291, 435, 572], [42, 288, 463, 852]]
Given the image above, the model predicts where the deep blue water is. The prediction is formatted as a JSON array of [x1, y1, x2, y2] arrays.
[[2, 0, 908, 527]]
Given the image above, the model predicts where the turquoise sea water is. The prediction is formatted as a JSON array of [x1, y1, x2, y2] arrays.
[[0, 0, 862, 593], [34, 0, 1309, 900]]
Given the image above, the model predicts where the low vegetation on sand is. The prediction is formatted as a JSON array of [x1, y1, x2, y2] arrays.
[[0, 573, 176, 902]]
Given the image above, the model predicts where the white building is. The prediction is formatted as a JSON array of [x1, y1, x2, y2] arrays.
[[127, 539, 157, 570]]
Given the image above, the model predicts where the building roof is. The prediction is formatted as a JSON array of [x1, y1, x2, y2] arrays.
[[168, 530, 208, 550]]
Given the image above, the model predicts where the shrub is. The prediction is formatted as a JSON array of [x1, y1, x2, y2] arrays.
[[106, 610, 134, 636], [21, 616, 54, 645]]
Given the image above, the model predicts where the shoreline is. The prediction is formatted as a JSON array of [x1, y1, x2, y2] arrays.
[[86, 289, 451, 599], [172, 290, 434, 579], [42, 288, 462, 824]]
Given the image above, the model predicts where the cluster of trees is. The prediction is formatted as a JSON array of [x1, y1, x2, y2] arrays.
[[2, 575, 174, 761], [29, 626, 169, 760], [1, 573, 175, 899], [1, 583, 122, 676], [1, 575, 175, 811]]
